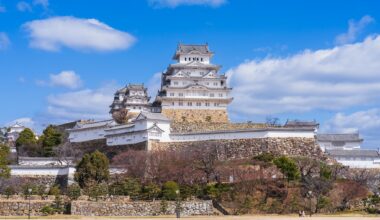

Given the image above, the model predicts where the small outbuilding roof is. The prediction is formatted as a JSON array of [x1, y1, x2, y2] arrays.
[[136, 112, 170, 121], [284, 120, 319, 128], [173, 44, 213, 59], [317, 133, 363, 142], [327, 149, 380, 157]]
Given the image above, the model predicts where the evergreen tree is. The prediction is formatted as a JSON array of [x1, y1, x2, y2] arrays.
[[162, 181, 179, 200], [274, 156, 300, 181], [0, 144, 10, 178], [40, 125, 62, 157], [15, 128, 36, 147], [74, 150, 110, 188]]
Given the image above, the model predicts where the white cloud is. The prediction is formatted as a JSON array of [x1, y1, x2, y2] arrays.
[[227, 35, 380, 117], [149, 0, 226, 8], [335, 15, 374, 45], [33, 0, 48, 8], [36, 71, 82, 89], [323, 109, 380, 147], [17, 1, 32, 12], [6, 117, 35, 129], [0, 32, 10, 50], [50, 71, 82, 89], [46, 83, 118, 121], [0, 5, 6, 12], [24, 16, 136, 52], [146, 72, 162, 99]]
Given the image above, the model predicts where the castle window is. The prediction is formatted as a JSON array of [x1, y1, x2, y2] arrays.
[[196, 102, 201, 106], [214, 103, 219, 107], [197, 57, 199, 61], [210, 93, 214, 97], [213, 82, 218, 86], [219, 93, 223, 97], [206, 82, 209, 85], [205, 102, 210, 106], [174, 81, 178, 86], [172, 102, 175, 106], [179, 102, 183, 106], [184, 57, 187, 61], [179, 93, 184, 97], [170, 93, 174, 96], [201, 58, 203, 61], [187, 102, 192, 106]]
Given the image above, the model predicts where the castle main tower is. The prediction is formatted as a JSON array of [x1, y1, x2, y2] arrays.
[[155, 44, 233, 123]]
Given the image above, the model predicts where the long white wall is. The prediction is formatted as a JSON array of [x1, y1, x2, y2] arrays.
[[318, 141, 361, 152], [168, 129, 315, 142], [10, 166, 75, 176], [336, 158, 380, 169], [69, 127, 107, 143]]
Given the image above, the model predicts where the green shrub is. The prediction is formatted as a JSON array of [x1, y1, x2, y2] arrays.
[[4, 186, 15, 199], [41, 205, 55, 215], [74, 150, 110, 189], [86, 182, 108, 201], [48, 185, 60, 196], [253, 152, 275, 163], [206, 183, 230, 201], [142, 183, 161, 201], [160, 200, 168, 214], [162, 181, 179, 200], [67, 184, 81, 200], [123, 178, 142, 199], [273, 156, 300, 181]]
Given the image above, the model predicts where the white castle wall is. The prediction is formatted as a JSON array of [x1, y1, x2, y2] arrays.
[[318, 141, 361, 152], [335, 158, 380, 169], [168, 129, 315, 142], [69, 127, 107, 143], [10, 166, 75, 176]]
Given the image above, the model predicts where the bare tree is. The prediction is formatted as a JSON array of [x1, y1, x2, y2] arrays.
[[54, 142, 81, 165]]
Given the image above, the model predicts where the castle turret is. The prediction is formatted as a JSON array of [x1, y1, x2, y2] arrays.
[[110, 84, 151, 114], [155, 44, 233, 123]]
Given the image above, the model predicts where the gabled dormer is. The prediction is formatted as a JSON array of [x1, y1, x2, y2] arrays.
[[173, 44, 213, 64]]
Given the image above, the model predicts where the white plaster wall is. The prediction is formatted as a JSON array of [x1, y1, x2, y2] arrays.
[[10, 167, 71, 176], [318, 141, 361, 152], [107, 132, 148, 146], [19, 158, 72, 166], [168, 130, 315, 142], [69, 127, 107, 142], [335, 158, 380, 168]]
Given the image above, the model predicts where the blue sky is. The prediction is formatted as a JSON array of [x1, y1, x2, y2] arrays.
[[0, 0, 380, 147]]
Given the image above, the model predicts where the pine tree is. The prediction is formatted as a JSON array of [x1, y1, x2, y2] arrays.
[[0, 144, 10, 178], [15, 128, 36, 147], [74, 150, 110, 188], [40, 125, 62, 157]]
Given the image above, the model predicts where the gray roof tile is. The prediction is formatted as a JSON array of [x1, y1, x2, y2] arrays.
[[317, 133, 363, 142], [327, 149, 380, 157]]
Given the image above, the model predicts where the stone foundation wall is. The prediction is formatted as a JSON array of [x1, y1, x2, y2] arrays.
[[0, 175, 67, 193], [162, 109, 229, 123], [151, 137, 326, 160], [0, 200, 55, 216], [71, 200, 213, 216]]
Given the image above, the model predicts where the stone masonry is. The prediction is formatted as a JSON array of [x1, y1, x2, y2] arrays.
[[0, 199, 55, 216], [152, 137, 327, 160], [162, 109, 229, 123], [71, 200, 213, 216]]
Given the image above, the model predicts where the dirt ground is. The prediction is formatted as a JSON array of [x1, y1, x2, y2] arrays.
[[2, 215, 380, 220]]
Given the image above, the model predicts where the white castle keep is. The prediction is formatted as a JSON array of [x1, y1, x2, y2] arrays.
[[68, 44, 317, 148]]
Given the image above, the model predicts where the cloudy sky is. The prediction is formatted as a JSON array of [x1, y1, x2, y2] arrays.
[[0, 0, 380, 147]]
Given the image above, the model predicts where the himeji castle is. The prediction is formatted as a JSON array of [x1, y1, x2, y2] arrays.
[[66, 43, 380, 168], [154, 44, 233, 123]]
